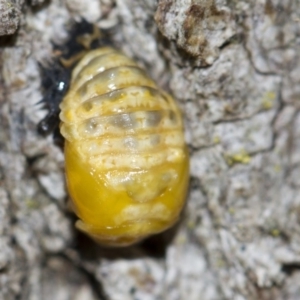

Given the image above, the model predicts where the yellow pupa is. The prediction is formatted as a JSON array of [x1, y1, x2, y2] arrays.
[[59, 47, 189, 246]]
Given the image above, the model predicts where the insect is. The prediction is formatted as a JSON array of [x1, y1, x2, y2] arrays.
[[39, 22, 189, 246], [59, 46, 189, 246]]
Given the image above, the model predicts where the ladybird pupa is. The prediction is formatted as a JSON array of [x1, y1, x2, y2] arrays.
[[59, 47, 189, 246]]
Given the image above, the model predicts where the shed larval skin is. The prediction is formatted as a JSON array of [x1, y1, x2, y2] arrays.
[[59, 47, 189, 246]]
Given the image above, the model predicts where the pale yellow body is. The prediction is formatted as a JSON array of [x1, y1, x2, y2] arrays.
[[60, 47, 189, 246]]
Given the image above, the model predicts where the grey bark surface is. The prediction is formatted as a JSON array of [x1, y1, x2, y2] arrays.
[[0, 0, 300, 299], [0, 0, 23, 36]]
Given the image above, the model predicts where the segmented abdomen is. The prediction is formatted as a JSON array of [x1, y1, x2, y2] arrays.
[[60, 47, 185, 198], [59, 47, 188, 245]]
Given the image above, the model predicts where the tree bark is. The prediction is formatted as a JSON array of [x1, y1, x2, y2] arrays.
[[0, 0, 300, 299]]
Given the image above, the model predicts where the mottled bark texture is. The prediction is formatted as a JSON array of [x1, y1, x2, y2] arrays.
[[0, 0, 300, 299], [0, 0, 23, 35]]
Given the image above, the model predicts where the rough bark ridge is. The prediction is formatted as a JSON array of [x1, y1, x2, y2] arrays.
[[0, 0, 300, 299]]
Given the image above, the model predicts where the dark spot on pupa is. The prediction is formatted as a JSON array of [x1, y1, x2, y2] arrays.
[[169, 110, 177, 124], [112, 113, 136, 129], [146, 111, 162, 127]]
